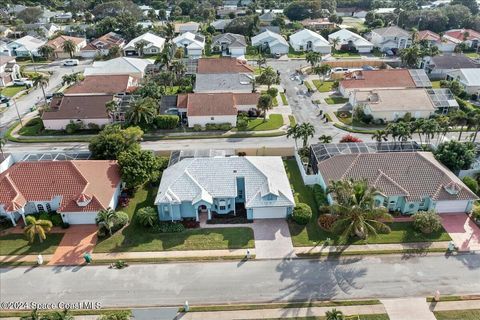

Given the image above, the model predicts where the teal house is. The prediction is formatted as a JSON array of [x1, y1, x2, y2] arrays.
[[155, 156, 295, 221], [309, 143, 478, 214]]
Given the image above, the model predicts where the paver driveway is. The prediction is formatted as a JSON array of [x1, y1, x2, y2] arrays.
[[441, 213, 480, 252], [252, 219, 295, 259], [47, 225, 98, 265]]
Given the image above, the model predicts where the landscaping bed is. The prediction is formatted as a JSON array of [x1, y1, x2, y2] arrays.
[[0, 233, 64, 255], [325, 96, 349, 105], [94, 185, 254, 253]]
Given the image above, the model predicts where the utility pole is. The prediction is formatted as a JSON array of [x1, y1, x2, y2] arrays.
[[13, 98, 23, 127]]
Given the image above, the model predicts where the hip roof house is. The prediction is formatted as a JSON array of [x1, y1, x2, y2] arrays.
[[155, 156, 295, 221], [289, 29, 331, 54]]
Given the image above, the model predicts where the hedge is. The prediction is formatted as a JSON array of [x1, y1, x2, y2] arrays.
[[154, 115, 180, 129]]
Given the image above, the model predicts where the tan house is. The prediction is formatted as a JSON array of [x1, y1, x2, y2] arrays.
[[46, 35, 86, 59], [350, 88, 436, 122]]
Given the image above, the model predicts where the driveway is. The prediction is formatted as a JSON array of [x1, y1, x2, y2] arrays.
[[252, 219, 295, 259], [47, 225, 98, 265], [441, 213, 480, 252]]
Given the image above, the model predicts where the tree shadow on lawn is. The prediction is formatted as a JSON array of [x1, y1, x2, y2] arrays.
[[274, 255, 367, 318], [0, 233, 64, 256]]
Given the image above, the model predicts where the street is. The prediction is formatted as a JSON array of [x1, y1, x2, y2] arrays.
[[1, 254, 479, 307], [0, 60, 89, 132]]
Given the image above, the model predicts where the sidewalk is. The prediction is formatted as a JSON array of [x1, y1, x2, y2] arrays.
[[382, 298, 436, 320], [295, 241, 449, 255]]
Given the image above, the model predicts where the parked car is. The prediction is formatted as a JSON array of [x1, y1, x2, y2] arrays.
[[13, 78, 33, 87], [0, 95, 10, 104], [63, 59, 79, 66]]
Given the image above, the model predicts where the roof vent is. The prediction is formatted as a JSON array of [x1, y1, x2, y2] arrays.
[[76, 193, 92, 207]]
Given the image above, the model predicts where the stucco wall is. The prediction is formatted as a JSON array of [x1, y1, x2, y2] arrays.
[[187, 115, 237, 127], [43, 118, 110, 130]]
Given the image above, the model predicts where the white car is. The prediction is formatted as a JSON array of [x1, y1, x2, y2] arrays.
[[13, 78, 33, 87], [63, 59, 79, 66]]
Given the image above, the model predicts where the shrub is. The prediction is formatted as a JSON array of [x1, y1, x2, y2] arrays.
[[25, 117, 43, 127], [313, 184, 328, 207], [318, 214, 337, 231], [472, 206, 480, 221], [266, 87, 278, 98], [193, 124, 203, 131], [65, 120, 83, 134], [462, 176, 479, 194], [154, 115, 180, 129], [136, 207, 158, 227], [111, 211, 129, 233], [98, 311, 131, 320], [413, 210, 442, 234], [340, 134, 363, 143], [152, 221, 185, 233], [292, 203, 312, 225], [205, 123, 232, 131], [318, 205, 331, 215], [87, 122, 100, 130]]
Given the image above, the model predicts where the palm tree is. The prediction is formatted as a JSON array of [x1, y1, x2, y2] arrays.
[[127, 97, 158, 125], [331, 37, 340, 53], [326, 308, 344, 320], [313, 64, 331, 84], [287, 124, 301, 148], [170, 60, 186, 80], [318, 134, 333, 143], [50, 309, 74, 320], [257, 55, 267, 69], [257, 94, 273, 120], [62, 39, 77, 58], [298, 122, 315, 148], [450, 110, 468, 141], [135, 40, 148, 57], [38, 45, 54, 60], [108, 45, 122, 58], [421, 119, 439, 144], [162, 22, 175, 41], [61, 73, 81, 86], [328, 179, 393, 240], [400, 45, 421, 68], [105, 100, 117, 120], [305, 51, 320, 67], [470, 111, 480, 142], [24, 216, 53, 243], [371, 129, 388, 143], [96, 208, 116, 236], [32, 73, 49, 107], [256, 66, 279, 89]]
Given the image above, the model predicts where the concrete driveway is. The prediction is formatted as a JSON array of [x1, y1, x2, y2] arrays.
[[441, 213, 480, 252], [252, 219, 295, 259]]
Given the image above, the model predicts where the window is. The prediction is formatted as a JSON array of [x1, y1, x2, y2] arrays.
[[215, 204, 218, 209], [210, 117, 215, 120], [37, 204, 45, 212], [228, 204, 231, 209], [238, 190, 243, 198], [164, 206, 169, 213], [151, 49, 157, 53], [45, 203, 52, 212], [220, 206, 226, 210], [419, 198, 426, 207], [374, 199, 382, 207]]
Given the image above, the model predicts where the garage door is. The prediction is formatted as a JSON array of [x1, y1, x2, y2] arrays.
[[435, 200, 470, 213], [252, 207, 287, 219], [62, 213, 97, 224]]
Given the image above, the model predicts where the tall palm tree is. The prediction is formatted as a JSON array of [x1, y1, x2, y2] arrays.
[[287, 124, 301, 148], [470, 111, 480, 142], [371, 130, 388, 143], [400, 45, 421, 68], [24, 216, 53, 243], [105, 100, 117, 120], [305, 51, 320, 67], [331, 37, 340, 53], [450, 110, 468, 141], [127, 97, 157, 125], [257, 94, 273, 120], [62, 39, 77, 58], [38, 45, 54, 60], [134, 40, 148, 57], [257, 55, 267, 69], [298, 122, 315, 148], [318, 134, 333, 143], [435, 115, 451, 144], [96, 208, 116, 236], [162, 22, 175, 41], [32, 73, 49, 107], [328, 179, 393, 240], [421, 119, 439, 144], [313, 64, 331, 84], [170, 60, 186, 80]]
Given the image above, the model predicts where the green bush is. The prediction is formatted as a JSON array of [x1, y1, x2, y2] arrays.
[[98, 310, 131, 320], [192, 124, 203, 131], [313, 184, 328, 207], [472, 205, 480, 220], [413, 210, 442, 234], [266, 87, 278, 98], [37, 212, 63, 226], [292, 203, 312, 225], [154, 115, 180, 129], [205, 123, 232, 131], [152, 221, 185, 233], [111, 211, 129, 233], [462, 176, 479, 194], [65, 120, 83, 134], [136, 207, 158, 227], [25, 117, 43, 127]]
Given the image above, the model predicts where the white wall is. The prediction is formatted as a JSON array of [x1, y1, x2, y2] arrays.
[[294, 151, 321, 185], [187, 48, 203, 58], [188, 115, 237, 127], [43, 118, 110, 130], [270, 44, 289, 55], [230, 47, 246, 57], [109, 183, 122, 209], [62, 212, 97, 224]]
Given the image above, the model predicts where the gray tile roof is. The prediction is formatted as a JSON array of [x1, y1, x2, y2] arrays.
[[155, 156, 295, 208], [212, 33, 247, 48], [194, 73, 253, 92], [317, 151, 478, 202], [429, 54, 480, 70], [372, 25, 410, 38]]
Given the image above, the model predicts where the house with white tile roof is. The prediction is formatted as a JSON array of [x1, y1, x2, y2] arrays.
[[7, 35, 46, 57], [172, 32, 205, 59], [369, 25, 412, 52], [251, 29, 289, 55], [84, 57, 152, 78], [289, 29, 331, 54], [212, 33, 247, 58], [328, 29, 373, 53], [123, 32, 165, 56], [446, 68, 480, 95], [155, 156, 295, 221]]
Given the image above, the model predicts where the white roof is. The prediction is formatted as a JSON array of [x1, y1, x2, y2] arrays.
[[9, 35, 46, 51], [289, 29, 330, 47], [328, 29, 373, 47], [450, 69, 480, 86], [124, 32, 165, 50], [252, 29, 288, 47], [172, 32, 205, 49], [84, 57, 152, 76], [155, 156, 295, 209]]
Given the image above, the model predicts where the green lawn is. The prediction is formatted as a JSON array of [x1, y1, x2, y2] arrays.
[[464, 52, 480, 59], [288, 46, 306, 58], [0, 233, 64, 255], [94, 185, 255, 253], [335, 111, 352, 125], [332, 52, 361, 58], [285, 159, 451, 246], [261, 315, 389, 320], [325, 96, 349, 104], [434, 309, 480, 320], [304, 81, 313, 90], [288, 115, 296, 126], [240, 114, 283, 131], [312, 80, 335, 92], [272, 96, 279, 107], [431, 80, 441, 89], [0, 85, 26, 97], [280, 92, 288, 105]]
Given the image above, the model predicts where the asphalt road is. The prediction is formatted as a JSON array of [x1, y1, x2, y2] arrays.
[[1, 254, 479, 308]]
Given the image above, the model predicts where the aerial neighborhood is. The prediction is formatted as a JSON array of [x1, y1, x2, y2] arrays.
[[0, 0, 480, 319]]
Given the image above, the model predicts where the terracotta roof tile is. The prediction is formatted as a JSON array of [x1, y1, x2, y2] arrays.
[[47, 35, 84, 50], [445, 29, 480, 41], [42, 95, 114, 120], [341, 69, 416, 89], [0, 160, 121, 213], [65, 75, 138, 95], [181, 93, 259, 116], [197, 57, 254, 74]]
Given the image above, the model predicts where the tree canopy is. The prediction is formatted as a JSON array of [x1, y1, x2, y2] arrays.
[[89, 125, 143, 160], [434, 140, 476, 172]]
